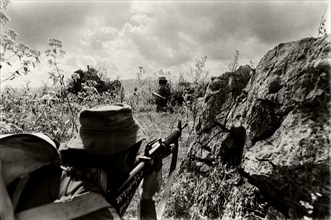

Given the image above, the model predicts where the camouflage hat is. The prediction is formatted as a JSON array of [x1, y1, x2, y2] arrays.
[[159, 76, 167, 82], [66, 104, 145, 155]]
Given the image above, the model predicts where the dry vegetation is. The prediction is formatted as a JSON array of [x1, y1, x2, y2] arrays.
[[0, 1, 235, 216], [0, 72, 203, 219]]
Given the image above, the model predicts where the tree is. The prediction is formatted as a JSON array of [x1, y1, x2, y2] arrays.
[[0, 0, 41, 83]]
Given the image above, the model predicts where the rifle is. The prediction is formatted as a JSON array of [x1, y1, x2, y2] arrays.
[[152, 92, 166, 100], [106, 121, 187, 217]]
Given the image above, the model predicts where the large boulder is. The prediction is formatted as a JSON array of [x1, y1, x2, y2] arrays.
[[171, 35, 330, 219]]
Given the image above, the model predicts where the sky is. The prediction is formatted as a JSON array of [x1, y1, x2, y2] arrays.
[[1, 0, 330, 88]]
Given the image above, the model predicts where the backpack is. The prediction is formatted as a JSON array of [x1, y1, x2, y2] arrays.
[[0, 133, 116, 220], [0, 133, 61, 212]]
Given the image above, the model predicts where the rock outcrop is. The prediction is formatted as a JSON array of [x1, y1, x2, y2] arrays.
[[170, 36, 330, 219], [67, 66, 121, 96]]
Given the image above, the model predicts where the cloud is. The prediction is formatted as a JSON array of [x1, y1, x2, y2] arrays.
[[81, 26, 119, 50], [124, 1, 329, 66], [6, 1, 89, 48], [2, 0, 329, 88], [174, 1, 327, 59], [121, 3, 197, 67], [6, 1, 131, 50], [123, 22, 194, 67]]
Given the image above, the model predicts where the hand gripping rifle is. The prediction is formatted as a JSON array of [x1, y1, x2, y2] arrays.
[[107, 121, 187, 218]]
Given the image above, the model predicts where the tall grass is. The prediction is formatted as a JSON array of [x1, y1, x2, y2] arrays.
[[0, 78, 197, 219]]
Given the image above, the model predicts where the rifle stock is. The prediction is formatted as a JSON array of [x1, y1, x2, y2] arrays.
[[107, 121, 187, 216]]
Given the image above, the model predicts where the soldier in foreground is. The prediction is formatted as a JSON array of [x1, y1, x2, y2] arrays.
[[59, 104, 160, 219], [0, 104, 160, 220]]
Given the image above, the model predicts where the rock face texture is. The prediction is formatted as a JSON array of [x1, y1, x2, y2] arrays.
[[171, 36, 330, 219]]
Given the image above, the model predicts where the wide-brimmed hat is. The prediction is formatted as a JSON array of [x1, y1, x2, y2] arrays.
[[66, 104, 145, 155], [159, 76, 167, 82]]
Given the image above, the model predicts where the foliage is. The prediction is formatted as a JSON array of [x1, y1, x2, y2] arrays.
[[228, 50, 240, 72], [0, 0, 10, 25], [180, 56, 210, 129], [46, 39, 66, 86], [188, 56, 210, 85], [0, 86, 77, 141], [154, 68, 172, 79], [1, 2, 308, 218], [137, 66, 145, 85], [0, 21, 261, 218], [127, 77, 158, 112], [66, 67, 122, 99], [0, 28, 41, 82], [0, 81, 195, 219], [95, 62, 120, 82], [0, 0, 41, 83], [317, 4, 328, 37], [165, 162, 234, 219], [45, 38, 79, 133]]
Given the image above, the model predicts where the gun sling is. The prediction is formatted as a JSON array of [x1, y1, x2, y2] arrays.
[[157, 142, 178, 219]]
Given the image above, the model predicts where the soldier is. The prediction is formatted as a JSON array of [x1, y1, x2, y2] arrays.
[[0, 104, 160, 220], [58, 104, 160, 219], [155, 77, 171, 112]]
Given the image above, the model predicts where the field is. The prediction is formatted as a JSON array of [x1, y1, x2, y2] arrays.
[[0, 33, 208, 218], [0, 82, 198, 219]]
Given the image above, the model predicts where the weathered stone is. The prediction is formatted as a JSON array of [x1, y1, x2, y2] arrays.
[[196, 65, 252, 133], [175, 35, 330, 219]]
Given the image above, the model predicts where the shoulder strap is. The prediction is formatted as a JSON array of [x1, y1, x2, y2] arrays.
[[16, 192, 121, 220], [157, 143, 178, 220]]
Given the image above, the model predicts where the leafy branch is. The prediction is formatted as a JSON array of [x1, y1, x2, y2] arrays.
[[0, 0, 41, 83], [0, 29, 41, 83], [45, 39, 78, 133]]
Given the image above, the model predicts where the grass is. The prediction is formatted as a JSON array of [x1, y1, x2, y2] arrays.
[[0, 85, 196, 219], [122, 111, 194, 219]]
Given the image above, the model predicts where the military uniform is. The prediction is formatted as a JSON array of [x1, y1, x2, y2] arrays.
[[59, 172, 121, 220], [156, 77, 171, 112], [0, 104, 158, 220]]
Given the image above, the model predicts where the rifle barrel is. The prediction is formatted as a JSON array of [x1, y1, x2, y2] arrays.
[[164, 122, 187, 146], [117, 161, 145, 193], [109, 121, 187, 216]]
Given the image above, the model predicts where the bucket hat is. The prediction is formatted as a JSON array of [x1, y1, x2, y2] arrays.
[[66, 103, 145, 155]]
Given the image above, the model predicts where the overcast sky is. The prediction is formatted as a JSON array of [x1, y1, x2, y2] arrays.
[[1, 0, 330, 87]]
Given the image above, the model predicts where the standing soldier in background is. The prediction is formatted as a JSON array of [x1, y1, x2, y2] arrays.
[[154, 77, 171, 112]]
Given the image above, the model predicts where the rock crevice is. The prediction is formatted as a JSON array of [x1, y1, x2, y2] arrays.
[[172, 35, 330, 219]]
